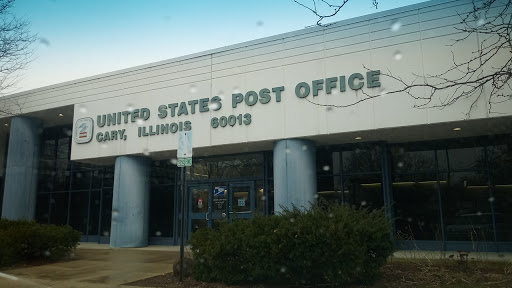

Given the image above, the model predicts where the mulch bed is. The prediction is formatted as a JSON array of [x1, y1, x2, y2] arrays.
[[124, 272, 273, 288], [124, 259, 512, 288]]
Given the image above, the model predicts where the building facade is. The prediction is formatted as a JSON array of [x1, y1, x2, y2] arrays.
[[1, 0, 511, 251]]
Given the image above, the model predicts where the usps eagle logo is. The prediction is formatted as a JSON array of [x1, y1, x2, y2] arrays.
[[74, 117, 94, 144]]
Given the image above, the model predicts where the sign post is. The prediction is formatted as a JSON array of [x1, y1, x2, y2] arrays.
[[177, 131, 192, 282]]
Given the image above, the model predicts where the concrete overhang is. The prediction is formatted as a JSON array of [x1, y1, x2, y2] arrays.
[[73, 115, 512, 166], [0, 105, 74, 134]]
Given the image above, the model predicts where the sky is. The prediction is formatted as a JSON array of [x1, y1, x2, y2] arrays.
[[9, 0, 428, 94]]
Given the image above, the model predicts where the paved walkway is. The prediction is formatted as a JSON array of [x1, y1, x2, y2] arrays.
[[1, 243, 511, 288], [0, 243, 190, 288]]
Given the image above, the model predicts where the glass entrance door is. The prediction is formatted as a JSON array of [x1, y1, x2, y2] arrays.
[[188, 185, 210, 235], [188, 182, 255, 237], [211, 185, 228, 228], [228, 182, 255, 223]]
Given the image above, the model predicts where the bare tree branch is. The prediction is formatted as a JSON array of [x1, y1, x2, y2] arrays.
[[295, 0, 378, 26], [0, 0, 37, 117], [298, 0, 512, 118]]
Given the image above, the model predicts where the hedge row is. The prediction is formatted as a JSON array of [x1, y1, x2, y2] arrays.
[[189, 203, 394, 286], [0, 219, 81, 267]]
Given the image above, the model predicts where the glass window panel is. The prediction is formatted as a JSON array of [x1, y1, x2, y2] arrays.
[[39, 159, 56, 174], [316, 149, 333, 175], [439, 147, 485, 171], [35, 193, 50, 224], [317, 176, 339, 202], [54, 171, 71, 191], [72, 161, 92, 170], [56, 137, 70, 159], [88, 190, 101, 236], [60, 127, 72, 138], [38, 173, 54, 193], [192, 187, 210, 214], [91, 169, 102, 189], [164, 161, 177, 180], [191, 159, 209, 180], [150, 160, 176, 185], [41, 128, 57, 139], [49, 192, 69, 226], [149, 185, 174, 238], [69, 191, 89, 234], [268, 180, 274, 215], [334, 176, 341, 193], [40, 140, 56, 160], [71, 170, 91, 190], [437, 149, 448, 171], [332, 152, 341, 175], [267, 153, 273, 180], [489, 144, 512, 241], [488, 144, 512, 172], [56, 159, 70, 172], [343, 174, 383, 209], [54, 161, 70, 191], [209, 161, 231, 179], [231, 185, 251, 213], [441, 172, 493, 241], [255, 180, 264, 214], [342, 147, 382, 174], [101, 189, 113, 237], [391, 147, 436, 173], [0, 179, 3, 215], [102, 166, 115, 188], [492, 183, 512, 242], [150, 168, 161, 185], [209, 154, 264, 179], [392, 174, 442, 241], [185, 166, 192, 180], [189, 154, 265, 180]]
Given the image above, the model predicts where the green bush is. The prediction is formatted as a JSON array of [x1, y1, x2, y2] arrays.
[[191, 216, 282, 284], [189, 203, 394, 286], [0, 219, 81, 267]]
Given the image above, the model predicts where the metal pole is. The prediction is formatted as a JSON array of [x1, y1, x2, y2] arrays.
[[179, 166, 185, 282]]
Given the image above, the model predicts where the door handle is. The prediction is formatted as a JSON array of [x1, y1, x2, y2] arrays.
[[206, 213, 209, 220]]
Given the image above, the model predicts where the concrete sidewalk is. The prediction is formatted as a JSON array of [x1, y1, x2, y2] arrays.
[[0, 243, 191, 288], [1, 243, 510, 288]]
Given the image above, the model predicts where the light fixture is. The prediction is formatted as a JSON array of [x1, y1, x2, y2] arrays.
[[58, 113, 64, 117], [3, 123, 7, 126], [453, 127, 461, 131], [355, 136, 362, 140]]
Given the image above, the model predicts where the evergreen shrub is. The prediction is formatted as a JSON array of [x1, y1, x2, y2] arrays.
[[189, 203, 394, 286], [0, 219, 81, 266]]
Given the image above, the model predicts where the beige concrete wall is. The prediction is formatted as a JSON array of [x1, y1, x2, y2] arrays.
[[0, 0, 509, 161]]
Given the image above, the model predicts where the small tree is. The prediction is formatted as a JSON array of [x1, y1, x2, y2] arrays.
[[296, 0, 512, 118], [0, 0, 37, 116], [295, 0, 379, 26]]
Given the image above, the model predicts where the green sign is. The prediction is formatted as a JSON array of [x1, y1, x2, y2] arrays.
[[177, 157, 192, 167]]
